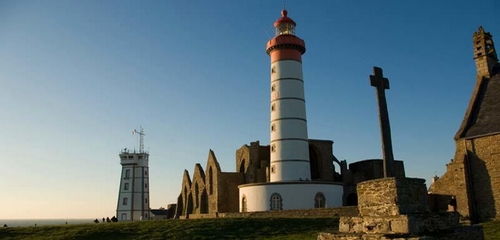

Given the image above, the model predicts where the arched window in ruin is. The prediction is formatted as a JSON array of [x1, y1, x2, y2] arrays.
[[194, 182, 199, 208], [270, 193, 283, 210], [241, 195, 247, 212], [239, 159, 245, 173], [209, 166, 213, 195], [200, 190, 208, 214], [314, 192, 326, 208]]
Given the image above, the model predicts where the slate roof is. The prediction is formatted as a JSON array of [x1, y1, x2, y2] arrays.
[[456, 67, 500, 139]]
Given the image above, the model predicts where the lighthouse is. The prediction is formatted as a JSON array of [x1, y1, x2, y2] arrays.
[[267, 9, 310, 182], [116, 127, 150, 221], [238, 10, 343, 212]]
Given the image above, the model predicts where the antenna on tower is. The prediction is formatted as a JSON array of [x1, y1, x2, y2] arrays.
[[132, 126, 145, 153]]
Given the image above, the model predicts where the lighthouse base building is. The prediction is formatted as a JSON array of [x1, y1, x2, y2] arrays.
[[239, 182, 343, 212]]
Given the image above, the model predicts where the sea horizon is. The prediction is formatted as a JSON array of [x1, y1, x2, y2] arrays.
[[1, 219, 98, 227]]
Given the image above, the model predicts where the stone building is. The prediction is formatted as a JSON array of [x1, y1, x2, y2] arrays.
[[174, 139, 405, 218], [174, 140, 341, 217], [429, 26, 500, 222]]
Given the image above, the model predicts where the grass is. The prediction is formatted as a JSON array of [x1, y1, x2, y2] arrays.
[[481, 220, 500, 240], [1, 218, 499, 240], [0, 218, 338, 240]]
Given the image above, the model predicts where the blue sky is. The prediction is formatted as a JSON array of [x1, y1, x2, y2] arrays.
[[1, 0, 499, 219]]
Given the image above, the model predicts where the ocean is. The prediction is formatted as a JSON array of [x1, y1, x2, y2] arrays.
[[1, 219, 95, 227]]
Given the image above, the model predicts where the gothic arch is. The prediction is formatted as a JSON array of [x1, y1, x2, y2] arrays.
[[239, 159, 246, 173], [205, 150, 221, 197], [180, 170, 192, 216], [191, 163, 206, 214], [208, 166, 213, 195]]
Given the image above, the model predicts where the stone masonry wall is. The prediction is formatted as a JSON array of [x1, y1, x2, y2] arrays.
[[430, 134, 500, 221], [357, 178, 428, 217], [428, 156, 469, 217], [217, 172, 244, 213], [463, 134, 500, 220], [186, 206, 359, 219]]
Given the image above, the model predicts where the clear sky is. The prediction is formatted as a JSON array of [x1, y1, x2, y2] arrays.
[[1, 0, 499, 219]]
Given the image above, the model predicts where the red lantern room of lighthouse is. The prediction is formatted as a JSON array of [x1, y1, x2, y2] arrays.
[[266, 10, 306, 63]]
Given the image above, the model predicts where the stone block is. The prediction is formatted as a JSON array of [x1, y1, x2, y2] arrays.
[[357, 178, 429, 217], [339, 213, 459, 234]]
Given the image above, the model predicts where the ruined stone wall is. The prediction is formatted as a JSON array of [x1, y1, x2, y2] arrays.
[[186, 206, 359, 219], [217, 172, 244, 213], [427, 158, 469, 217], [191, 164, 207, 214], [309, 140, 334, 181], [205, 154, 221, 214]]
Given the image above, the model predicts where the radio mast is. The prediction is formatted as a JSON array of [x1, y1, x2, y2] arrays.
[[133, 126, 145, 153]]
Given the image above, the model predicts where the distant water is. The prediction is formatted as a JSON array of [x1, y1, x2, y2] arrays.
[[1, 219, 95, 227]]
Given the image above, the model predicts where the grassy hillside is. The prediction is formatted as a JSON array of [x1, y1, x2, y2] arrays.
[[0, 218, 337, 240], [0, 218, 499, 240]]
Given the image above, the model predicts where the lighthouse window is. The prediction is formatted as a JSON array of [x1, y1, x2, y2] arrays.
[[145, 183, 148, 188], [124, 183, 129, 190], [271, 67, 276, 74], [125, 170, 130, 179], [276, 23, 295, 36], [271, 84, 276, 92], [145, 198, 148, 204], [270, 193, 283, 210], [271, 144, 276, 152], [271, 123, 276, 132], [241, 195, 247, 212], [145, 170, 148, 176], [271, 104, 276, 112], [123, 198, 128, 205]]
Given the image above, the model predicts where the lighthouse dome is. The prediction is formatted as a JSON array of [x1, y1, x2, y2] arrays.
[[274, 10, 296, 27], [274, 10, 296, 36]]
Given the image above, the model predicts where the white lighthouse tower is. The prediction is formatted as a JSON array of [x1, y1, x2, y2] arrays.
[[268, 9, 310, 182], [116, 127, 150, 221], [238, 9, 343, 212]]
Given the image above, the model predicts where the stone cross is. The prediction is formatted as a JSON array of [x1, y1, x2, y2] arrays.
[[370, 67, 395, 178]]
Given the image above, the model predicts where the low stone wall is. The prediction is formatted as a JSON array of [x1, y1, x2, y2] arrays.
[[184, 206, 359, 219], [318, 225, 484, 240]]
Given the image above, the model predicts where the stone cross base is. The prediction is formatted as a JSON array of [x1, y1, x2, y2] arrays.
[[357, 178, 429, 217], [318, 178, 484, 240], [338, 213, 459, 234], [318, 225, 484, 240]]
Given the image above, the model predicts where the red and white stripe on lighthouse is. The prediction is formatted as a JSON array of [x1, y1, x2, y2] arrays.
[[266, 10, 310, 182]]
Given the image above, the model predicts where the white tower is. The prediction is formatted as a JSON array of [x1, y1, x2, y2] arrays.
[[238, 10, 343, 212], [267, 9, 310, 182], [116, 127, 150, 221]]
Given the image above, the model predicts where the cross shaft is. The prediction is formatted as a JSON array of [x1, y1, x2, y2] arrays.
[[370, 67, 395, 178]]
